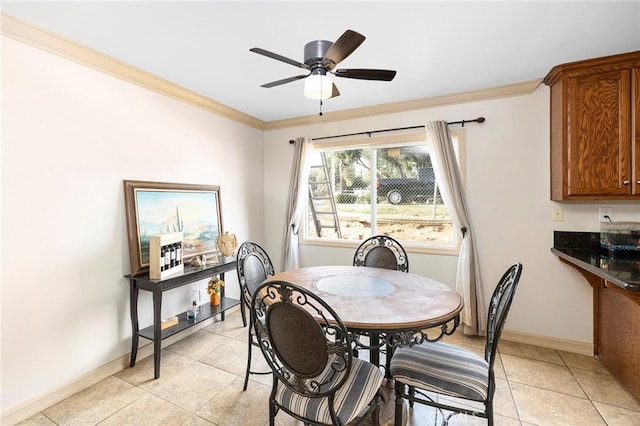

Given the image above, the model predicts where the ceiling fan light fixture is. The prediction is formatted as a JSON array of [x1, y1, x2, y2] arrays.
[[304, 73, 333, 100], [252, 29, 395, 101]]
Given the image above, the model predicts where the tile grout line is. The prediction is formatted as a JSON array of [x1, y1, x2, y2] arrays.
[[497, 347, 525, 425], [558, 350, 610, 425]]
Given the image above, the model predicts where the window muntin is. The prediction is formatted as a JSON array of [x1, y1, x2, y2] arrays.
[[304, 130, 464, 252]]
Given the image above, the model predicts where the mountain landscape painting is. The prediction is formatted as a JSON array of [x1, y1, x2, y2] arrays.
[[135, 189, 221, 264]]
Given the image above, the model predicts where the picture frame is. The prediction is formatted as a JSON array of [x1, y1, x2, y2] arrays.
[[123, 180, 224, 276]]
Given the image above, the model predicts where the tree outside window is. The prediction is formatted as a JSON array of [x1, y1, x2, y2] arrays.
[[305, 139, 458, 249]]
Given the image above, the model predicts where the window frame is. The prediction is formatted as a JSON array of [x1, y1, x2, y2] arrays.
[[301, 128, 466, 255]]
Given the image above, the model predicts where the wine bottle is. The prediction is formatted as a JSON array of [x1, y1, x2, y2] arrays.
[[160, 245, 166, 271], [164, 245, 171, 271]]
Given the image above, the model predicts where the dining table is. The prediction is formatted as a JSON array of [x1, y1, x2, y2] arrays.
[[264, 265, 463, 372]]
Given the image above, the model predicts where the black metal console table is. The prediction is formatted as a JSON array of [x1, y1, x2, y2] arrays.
[[126, 257, 239, 379]]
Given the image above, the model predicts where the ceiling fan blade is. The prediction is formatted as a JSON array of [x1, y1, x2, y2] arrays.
[[322, 30, 366, 68], [330, 83, 340, 98], [333, 68, 397, 81], [250, 47, 309, 70], [260, 74, 309, 88]]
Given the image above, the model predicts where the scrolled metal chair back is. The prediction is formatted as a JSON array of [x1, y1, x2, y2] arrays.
[[353, 235, 409, 272], [252, 280, 353, 398], [485, 263, 523, 366], [236, 241, 275, 307]]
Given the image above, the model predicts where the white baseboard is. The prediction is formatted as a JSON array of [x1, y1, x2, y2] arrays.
[[1, 314, 225, 426], [501, 330, 593, 356]]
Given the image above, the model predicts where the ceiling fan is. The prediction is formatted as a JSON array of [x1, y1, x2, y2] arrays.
[[250, 29, 396, 101]]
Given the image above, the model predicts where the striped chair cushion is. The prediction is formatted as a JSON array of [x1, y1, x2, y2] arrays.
[[390, 342, 489, 402], [275, 356, 384, 424]]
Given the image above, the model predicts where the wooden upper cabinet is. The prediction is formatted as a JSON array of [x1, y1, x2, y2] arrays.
[[634, 66, 640, 197], [544, 51, 640, 200], [566, 69, 630, 197]]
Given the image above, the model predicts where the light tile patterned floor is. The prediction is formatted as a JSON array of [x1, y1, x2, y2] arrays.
[[17, 309, 640, 425]]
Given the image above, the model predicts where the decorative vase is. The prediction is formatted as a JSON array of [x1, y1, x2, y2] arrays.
[[210, 293, 220, 306], [216, 231, 238, 257]]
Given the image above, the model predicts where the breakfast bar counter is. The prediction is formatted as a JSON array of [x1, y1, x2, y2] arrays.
[[552, 231, 640, 403], [552, 247, 640, 292]]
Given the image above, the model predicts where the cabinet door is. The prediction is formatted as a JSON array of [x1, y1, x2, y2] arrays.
[[633, 67, 640, 195], [566, 70, 631, 197]]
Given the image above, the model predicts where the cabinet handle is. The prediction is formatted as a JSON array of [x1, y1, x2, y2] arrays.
[[623, 180, 630, 185]]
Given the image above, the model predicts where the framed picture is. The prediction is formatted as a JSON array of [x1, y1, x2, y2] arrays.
[[123, 180, 224, 276]]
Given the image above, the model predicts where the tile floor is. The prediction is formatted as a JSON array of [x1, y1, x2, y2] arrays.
[[17, 308, 640, 426]]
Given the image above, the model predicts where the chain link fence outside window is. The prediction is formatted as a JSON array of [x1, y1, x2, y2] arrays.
[[306, 143, 455, 246]]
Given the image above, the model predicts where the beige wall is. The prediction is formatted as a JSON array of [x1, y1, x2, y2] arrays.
[[1, 36, 264, 414], [262, 86, 640, 350]]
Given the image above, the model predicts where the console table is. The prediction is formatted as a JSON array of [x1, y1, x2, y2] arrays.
[[126, 257, 239, 379]]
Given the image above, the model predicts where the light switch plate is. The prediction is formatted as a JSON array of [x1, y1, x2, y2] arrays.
[[552, 207, 564, 222]]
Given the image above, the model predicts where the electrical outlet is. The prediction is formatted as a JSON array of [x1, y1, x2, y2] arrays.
[[552, 207, 564, 222], [599, 207, 613, 222]]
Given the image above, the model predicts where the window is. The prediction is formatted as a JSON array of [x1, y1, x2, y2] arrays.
[[303, 129, 464, 253]]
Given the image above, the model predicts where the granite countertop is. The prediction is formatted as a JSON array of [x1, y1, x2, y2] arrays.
[[553, 231, 640, 292]]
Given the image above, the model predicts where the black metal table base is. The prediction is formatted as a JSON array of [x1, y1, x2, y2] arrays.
[[351, 318, 460, 380]]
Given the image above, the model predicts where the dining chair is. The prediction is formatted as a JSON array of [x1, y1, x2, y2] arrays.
[[235, 241, 275, 391], [353, 235, 409, 272], [353, 235, 409, 369], [390, 263, 523, 426], [251, 280, 385, 426]]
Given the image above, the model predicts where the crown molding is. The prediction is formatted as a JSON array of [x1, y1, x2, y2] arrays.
[[264, 79, 543, 130], [1, 13, 266, 130], [3, 12, 542, 132]]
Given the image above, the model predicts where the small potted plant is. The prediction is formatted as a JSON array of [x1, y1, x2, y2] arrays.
[[207, 276, 225, 306]]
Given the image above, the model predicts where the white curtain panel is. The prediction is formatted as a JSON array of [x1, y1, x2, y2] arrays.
[[426, 121, 485, 335], [282, 137, 313, 271]]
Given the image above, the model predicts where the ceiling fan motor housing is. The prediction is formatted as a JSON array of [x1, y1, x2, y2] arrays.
[[251, 29, 395, 91], [304, 40, 334, 69]]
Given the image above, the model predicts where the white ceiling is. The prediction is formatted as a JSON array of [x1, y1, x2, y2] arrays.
[[3, 1, 639, 122]]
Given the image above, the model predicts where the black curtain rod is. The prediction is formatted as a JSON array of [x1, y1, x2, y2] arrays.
[[289, 117, 485, 143]]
